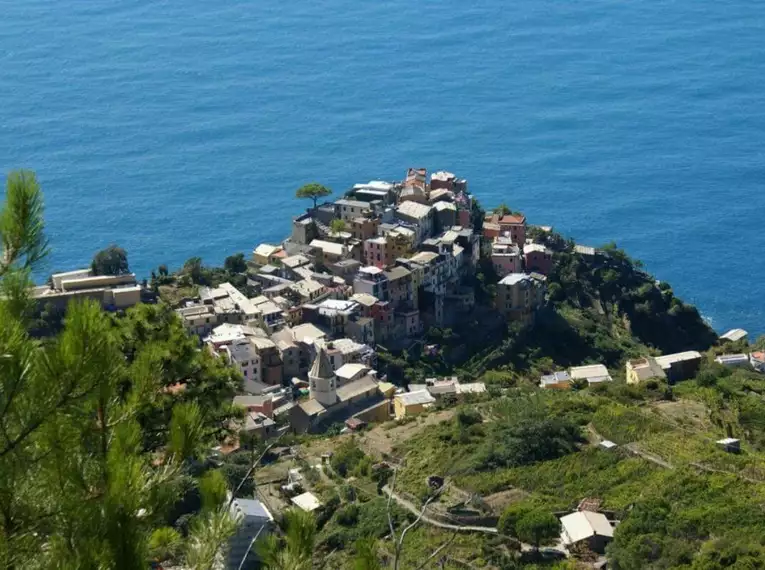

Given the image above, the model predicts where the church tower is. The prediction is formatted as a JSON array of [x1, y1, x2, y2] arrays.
[[309, 346, 337, 406]]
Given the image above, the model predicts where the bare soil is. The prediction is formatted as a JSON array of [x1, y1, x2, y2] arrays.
[[651, 399, 711, 431], [483, 488, 530, 513], [358, 408, 456, 458]]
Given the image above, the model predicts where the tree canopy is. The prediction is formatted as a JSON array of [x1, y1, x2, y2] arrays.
[[330, 218, 348, 234], [223, 252, 247, 274], [92, 244, 130, 275], [0, 170, 49, 276], [515, 510, 561, 549], [295, 183, 332, 210], [0, 170, 241, 569]]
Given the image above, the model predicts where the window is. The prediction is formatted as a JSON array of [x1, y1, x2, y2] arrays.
[[243, 369, 248, 376]]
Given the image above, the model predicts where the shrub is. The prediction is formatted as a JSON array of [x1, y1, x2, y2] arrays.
[[331, 440, 367, 478]]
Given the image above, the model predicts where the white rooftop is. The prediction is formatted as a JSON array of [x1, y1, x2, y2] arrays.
[[359, 266, 384, 276], [309, 239, 346, 257], [230, 498, 273, 523], [254, 243, 281, 258], [574, 244, 596, 256], [336, 362, 370, 381], [499, 273, 532, 286], [721, 328, 748, 342], [654, 351, 702, 367], [291, 492, 322, 512], [560, 511, 614, 545], [318, 299, 358, 312], [350, 293, 379, 307], [397, 390, 436, 406], [570, 364, 611, 380], [523, 243, 549, 254], [456, 382, 487, 394]]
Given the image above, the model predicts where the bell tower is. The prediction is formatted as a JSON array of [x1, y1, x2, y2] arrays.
[[308, 346, 336, 406]]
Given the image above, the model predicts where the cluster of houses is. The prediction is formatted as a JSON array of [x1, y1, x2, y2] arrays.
[[542, 344, 763, 392], [171, 168, 557, 437]]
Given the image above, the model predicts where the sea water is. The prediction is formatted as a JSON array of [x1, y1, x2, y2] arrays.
[[1, 0, 763, 334]]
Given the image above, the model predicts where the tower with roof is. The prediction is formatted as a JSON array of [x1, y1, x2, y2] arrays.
[[308, 346, 337, 406]]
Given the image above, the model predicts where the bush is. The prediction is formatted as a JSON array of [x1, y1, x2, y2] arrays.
[[335, 503, 360, 526], [515, 509, 561, 548], [498, 503, 533, 536], [330, 440, 367, 478]]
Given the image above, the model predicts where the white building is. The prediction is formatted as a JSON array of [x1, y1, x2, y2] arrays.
[[227, 498, 274, 570], [569, 364, 613, 385], [715, 354, 751, 368], [559, 510, 614, 553]]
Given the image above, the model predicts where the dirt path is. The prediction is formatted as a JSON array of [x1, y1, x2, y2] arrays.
[[382, 485, 498, 535], [624, 443, 674, 469]]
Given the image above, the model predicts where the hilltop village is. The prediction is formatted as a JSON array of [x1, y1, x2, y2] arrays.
[[34, 168, 764, 444]]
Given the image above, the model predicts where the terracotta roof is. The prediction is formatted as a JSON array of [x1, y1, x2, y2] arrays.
[[494, 214, 526, 224]]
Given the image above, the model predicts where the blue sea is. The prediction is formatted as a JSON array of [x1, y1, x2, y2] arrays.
[[1, 0, 763, 336]]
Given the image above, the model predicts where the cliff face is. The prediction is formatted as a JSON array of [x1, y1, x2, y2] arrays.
[[546, 240, 718, 355]]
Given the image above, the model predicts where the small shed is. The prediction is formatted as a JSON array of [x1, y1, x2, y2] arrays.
[[560, 510, 614, 553], [291, 492, 322, 512], [599, 440, 618, 450], [716, 438, 741, 453], [345, 417, 367, 431], [721, 329, 748, 343]]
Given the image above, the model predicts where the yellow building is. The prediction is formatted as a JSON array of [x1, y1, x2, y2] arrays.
[[253, 243, 284, 266], [393, 390, 435, 419], [625, 357, 666, 384]]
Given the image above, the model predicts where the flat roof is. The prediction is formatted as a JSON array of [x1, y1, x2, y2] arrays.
[[570, 364, 610, 379], [350, 293, 378, 307], [309, 239, 346, 256], [231, 498, 273, 522], [721, 328, 748, 342], [335, 198, 370, 209], [456, 382, 487, 394], [396, 390, 436, 406], [523, 243, 549, 254], [336, 362, 370, 380], [384, 266, 411, 281], [318, 299, 358, 312], [715, 353, 749, 362], [574, 244, 596, 256], [409, 251, 440, 265], [654, 351, 702, 367], [291, 492, 322, 512], [254, 243, 281, 257], [498, 273, 531, 286]]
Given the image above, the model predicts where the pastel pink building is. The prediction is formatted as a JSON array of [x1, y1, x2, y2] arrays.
[[524, 244, 553, 275], [491, 239, 522, 277]]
